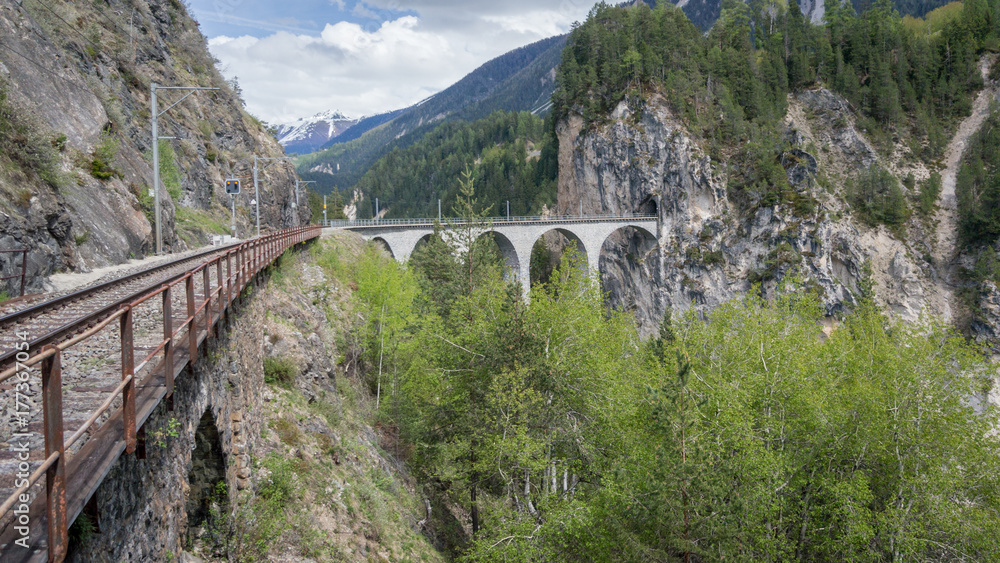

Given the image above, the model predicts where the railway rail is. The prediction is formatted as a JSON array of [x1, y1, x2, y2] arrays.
[[0, 243, 240, 374], [0, 225, 320, 562]]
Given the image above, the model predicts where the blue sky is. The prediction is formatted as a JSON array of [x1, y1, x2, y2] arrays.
[[185, 0, 596, 123]]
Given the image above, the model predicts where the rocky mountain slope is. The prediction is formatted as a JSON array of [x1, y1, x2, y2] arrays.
[[558, 58, 999, 341], [296, 35, 566, 194], [276, 110, 359, 155], [0, 0, 306, 296]]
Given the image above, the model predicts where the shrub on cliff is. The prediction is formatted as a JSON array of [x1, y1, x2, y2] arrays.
[[264, 356, 297, 388]]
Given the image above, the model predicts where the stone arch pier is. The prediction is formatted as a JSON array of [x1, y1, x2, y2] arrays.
[[333, 216, 659, 296]]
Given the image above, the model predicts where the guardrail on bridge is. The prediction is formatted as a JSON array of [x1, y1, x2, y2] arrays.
[[0, 225, 320, 562], [323, 213, 657, 228]]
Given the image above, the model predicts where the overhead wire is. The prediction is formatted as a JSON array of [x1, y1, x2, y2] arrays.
[[0, 39, 65, 81], [25, 0, 104, 53]]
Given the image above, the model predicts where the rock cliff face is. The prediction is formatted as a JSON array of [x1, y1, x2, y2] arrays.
[[556, 91, 948, 336], [0, 0, 307, 295]]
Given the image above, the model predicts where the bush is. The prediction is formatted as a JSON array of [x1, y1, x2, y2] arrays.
[[918, 172, 942, 216], [263, 356, 297, 388], [971, 247, 1000, 284], [205, 454, 296, 561], [90, 131, 121, 180], [0, 84, 63, 187], [848, 166, 908, 227]]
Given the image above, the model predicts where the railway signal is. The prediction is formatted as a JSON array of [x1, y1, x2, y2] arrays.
[[225, 179, 240, 194]]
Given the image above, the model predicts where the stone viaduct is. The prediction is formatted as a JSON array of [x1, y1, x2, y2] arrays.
[[327, 215, 659, 294]]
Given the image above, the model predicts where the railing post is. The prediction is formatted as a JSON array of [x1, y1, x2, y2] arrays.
[[163, 287, 174, 401], [120, 307, 136, 454], [202, 268, 212, 339], [216, 260, 224, 328], [41, 345, 68, 562], [236, 247, 242, 296], [237, 247, 243, 303], [225, 253, 233, 323], [186, 276, 197, 363]]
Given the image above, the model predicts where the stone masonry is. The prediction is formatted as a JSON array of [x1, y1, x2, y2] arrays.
[[67, 283, 267, 562]]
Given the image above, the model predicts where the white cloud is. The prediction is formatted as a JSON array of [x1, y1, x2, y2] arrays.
[[206, 1, 596, 123], [209, 17, 475, 123]]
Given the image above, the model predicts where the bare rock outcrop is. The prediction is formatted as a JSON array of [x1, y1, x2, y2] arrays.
[[556, 90, 942, 335], [0, 0, 308, 295]]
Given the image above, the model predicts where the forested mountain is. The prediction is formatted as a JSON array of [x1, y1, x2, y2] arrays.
[[556, 0, 989, 214], [295, 35, 566, 195], [350, 111, 557, 219], [656, 0, 959, 30]]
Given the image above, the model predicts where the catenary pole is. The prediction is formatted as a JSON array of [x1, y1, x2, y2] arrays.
[[151, 84, 160, 253]]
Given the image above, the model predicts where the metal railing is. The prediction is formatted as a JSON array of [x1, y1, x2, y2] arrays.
[[323, 213, 658, 229], [0, 225, 320, 562], [0, 249, 28, 298]]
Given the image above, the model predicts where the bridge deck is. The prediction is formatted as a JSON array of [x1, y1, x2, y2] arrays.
[[327, 214, 657, 230]]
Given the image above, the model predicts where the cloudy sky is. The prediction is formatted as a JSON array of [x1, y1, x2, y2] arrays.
[[187, 0, 596, 125]]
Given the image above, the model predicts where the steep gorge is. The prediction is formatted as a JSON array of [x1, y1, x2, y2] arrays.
[[557, 59, 1000, 343]]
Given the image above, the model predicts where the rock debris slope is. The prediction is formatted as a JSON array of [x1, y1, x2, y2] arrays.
[[0, 0, 306, 294]]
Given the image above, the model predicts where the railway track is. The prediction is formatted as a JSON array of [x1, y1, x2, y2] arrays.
[[0, 226, 320, 562], [0, 244, 238, 374]]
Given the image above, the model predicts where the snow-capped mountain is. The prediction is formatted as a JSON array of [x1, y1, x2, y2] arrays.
[[276, 110, 359, 155]]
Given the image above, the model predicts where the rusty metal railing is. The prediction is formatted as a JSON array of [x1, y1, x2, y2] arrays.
[[0, 225, 319, 561], [0, 249, 28, 298]]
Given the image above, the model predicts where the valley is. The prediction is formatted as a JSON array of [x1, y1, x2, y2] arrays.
[[1, 0, 999, 561]]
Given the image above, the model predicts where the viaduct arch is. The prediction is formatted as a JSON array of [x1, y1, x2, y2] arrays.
[[333, 216, 659, 297]]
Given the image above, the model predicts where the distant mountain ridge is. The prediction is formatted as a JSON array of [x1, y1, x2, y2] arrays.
[[275, 110, 359, 155], [654, 0, 958, 29], [296, 34, 567, 193]]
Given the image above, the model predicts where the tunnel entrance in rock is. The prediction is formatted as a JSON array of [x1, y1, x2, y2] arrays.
[[599, 226, 661, 337], [186, 409, 226, 542], [638, 197, 658, 217]]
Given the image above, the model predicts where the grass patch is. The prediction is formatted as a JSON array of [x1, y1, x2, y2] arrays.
[[270, 416, 303, 446], [175, 206, 229, 246], [147, 140, 183, 201], [307, 394, 341, 427], [264, 356, 298, 388]]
